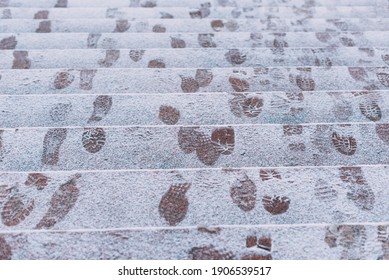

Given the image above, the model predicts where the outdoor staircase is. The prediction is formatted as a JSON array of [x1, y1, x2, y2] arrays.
[[0, 0, 388, 260]]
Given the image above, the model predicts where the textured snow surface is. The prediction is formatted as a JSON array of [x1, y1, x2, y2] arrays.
[[0, 0, 388, 260]]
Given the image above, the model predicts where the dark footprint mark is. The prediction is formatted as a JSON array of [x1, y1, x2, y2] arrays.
[[178, 127, 201, 154], [348, 67, 368, 82], [225, 20, 239, 31], [198, 34, 217, 48], [246, 236, 272, 252], [376, 124, 389, 145], [382, 55, 389, 65], [195, 69, 213, 87], [339, 167, 375, 211], [25, 173, 50, 190], [377, 73, 389, 87], [1, 193, 34, 227], [113, 20, 130, 33], [148, 59, 165, 68], [55, 0, 67, 7], [331, 132, 357, 156], [225, 49, 246, 65], [189, 2, 211, 19], [1, 8, 11, 19], [262, 195, 290, 215], [211, 127, 234, 155], [241, 253, 272, 260], [196, 133, 220, 165], [0, 0, 9, 7], [283, 125, 303, 136], [189, 245, 234, 260], [288, 143, 306, 151], [36, 20, 51, 33], [34, 10, 49, 19], [159, 105, 180, 125], [159, 183, 190, 226], [229, 77, 249, 92], [296, 75, 315, 91], [35, 174, 81, 229], [82, 128, 106, 153], [0, 235, 12, 260], [211, 20, 224, 31], [87, 33, 101, 49], [41, 128, 67, 165], [160, 12, 174, 19], [88, 95, 112, 123], [359, 99, 381, 121], [377, 225, 389, 260], [0, 36, 17, 50], [12, 51, 31, 69], [53, 71, 74, 89], [259, 169, 281, 181], [152, 24, 166, 33], [49, 103, 72, 122], [171, 37, 186, 48], [180, 76, 199, 93], [141, 0, 157, 7], [340, 37, 355, 47], [198, 227, 221, 235], [230, 174, 256, 212], [98, 49, 120, 67], [79, 69, 97, 90], [129, 49, 145, 62], [229, 94, 263, 118]]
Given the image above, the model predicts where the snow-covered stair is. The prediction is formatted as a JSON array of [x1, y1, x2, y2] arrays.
[[0, 0, 388, 260]]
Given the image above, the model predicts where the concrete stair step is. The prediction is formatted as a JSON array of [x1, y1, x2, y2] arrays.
[[0, 91, 387, 127], [0, 166, 387, 230], [3, 48, 389, 69], [1, 6, 388, 19], [0, 67, 388, 94], [2, 18, 389, 33], [0, 223, 387, 259], [1, 32, 389, 50], [0, 123, 388, 171]]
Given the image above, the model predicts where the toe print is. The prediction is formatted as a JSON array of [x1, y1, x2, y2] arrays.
[[241, 97, 263, 117], [1, 194, 34, 227], [376, 124, 389, 145], [259, 169, 281, 181], [195, 69, 213, 87], [79, 69, 97, 90], [82, 128, 106, 153], [359, 100, 381, 121], [152, 24, 166, 33], [34, 10, 49, 19], [296, 75, 315, 91], [189, 2, 211, 19], [141, 0, 156, 7], [113, 20, 130, 33], [36, 20, 51, 33], [171, 37, 186, 48], [0, 235, 12, 260], [0, 36, 17, 50], [178, 127, 200, 154], [148, 59, 165, 68], [211, 127, 234, 155], [129, 50, 145, 62], [314, 179, 338, 202], [230, 174, 256, 212], [262, 195, 290, 215], [283, 125, 303, 136], [315, 32, 331, 43], [196, 135, 220, 166], [377, 73, 389, 87], [348, 67, 368, 82], [180, 76, 199, 93], [25, 173, 50, 190], [88, 95, 112, 123], [331, 132, 357, 156], [53, 71, 74, 89], [160, 12, 173, 19], [49, 103, 72, 122], [41, 128, 67, 165], [228, 77, 249, 92], [98, 50, 120, 67], [189, 245, 234, 260], [198, 34, 217, 48], [211, 20, 224, 31], [339, 37, 355, 47], [225, 49, 246, 65], [55, 0, 67, 7], [12, 51, 31, 69], [159, 105, 180, 125], [159, 183, 190, 226], [35, 174, 81, 229], [87, 33, 101, 49]]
